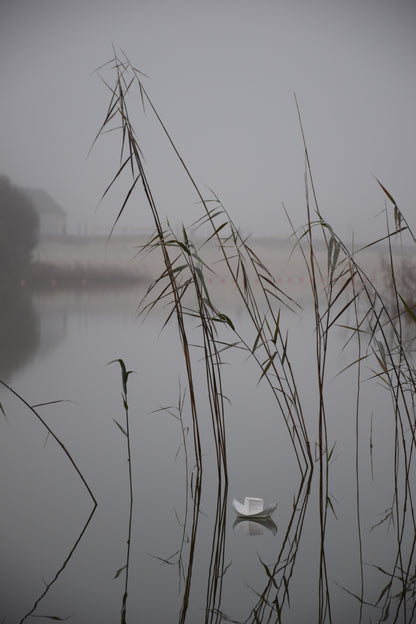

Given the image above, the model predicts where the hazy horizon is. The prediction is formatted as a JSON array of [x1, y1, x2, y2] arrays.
[[1, 0, 415, 242]]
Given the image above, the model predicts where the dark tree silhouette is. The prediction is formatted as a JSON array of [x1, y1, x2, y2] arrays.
[[0, 175, 39, 270]]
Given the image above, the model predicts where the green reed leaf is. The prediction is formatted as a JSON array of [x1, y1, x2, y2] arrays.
[[272, 309, 281, 345], [213, 313, 235, 331], [376, 177, 397, 207], [258, 352, 277, 384], [327, 495, 338, 519], [108, 358, 135, 396], [114, 564, 127, 579], [30, 616, 71, 621], [399, 294, 416, 323]]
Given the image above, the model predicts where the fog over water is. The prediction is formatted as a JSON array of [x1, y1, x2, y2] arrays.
[[1, 0, 415, 241], [2, 3, 416, 621]]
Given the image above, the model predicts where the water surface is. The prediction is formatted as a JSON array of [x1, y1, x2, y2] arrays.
[[0, 286, 413, 623]]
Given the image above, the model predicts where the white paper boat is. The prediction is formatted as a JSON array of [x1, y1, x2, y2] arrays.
[[232, 497, 277, 519]]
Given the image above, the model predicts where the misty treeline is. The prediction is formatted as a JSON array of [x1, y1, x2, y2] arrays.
[[0, 175, 39, 271]]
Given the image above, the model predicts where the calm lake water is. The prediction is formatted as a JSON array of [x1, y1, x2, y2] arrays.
[[0, 285, 414, 623]]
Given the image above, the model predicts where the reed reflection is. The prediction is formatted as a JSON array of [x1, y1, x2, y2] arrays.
[[19, 507, 96, 624], [147, 475, 228, 623], [205, 485, 229, 624], [357, 455, 416, 622], [179, 477, 202, 624], [244, 471, 312, 623], [177, 481, 230, 624]]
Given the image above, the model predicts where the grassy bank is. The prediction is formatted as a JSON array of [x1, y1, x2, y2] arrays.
[[0, 259, 145, 291]]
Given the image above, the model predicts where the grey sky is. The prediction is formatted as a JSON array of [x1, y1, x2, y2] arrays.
[[1, 0, 415, 240]]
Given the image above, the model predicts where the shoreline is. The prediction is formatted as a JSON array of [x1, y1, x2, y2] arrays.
[[2, 233, 408, 298]]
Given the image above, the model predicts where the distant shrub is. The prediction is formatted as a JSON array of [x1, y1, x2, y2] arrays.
[[0, 175, 39, 270]]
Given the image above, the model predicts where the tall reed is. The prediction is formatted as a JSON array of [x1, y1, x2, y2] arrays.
[[93, 49, 313, 481], [289, 100, 416, 621]]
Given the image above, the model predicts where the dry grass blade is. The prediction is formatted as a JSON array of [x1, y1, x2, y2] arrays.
[[0, 379, 96, 506]]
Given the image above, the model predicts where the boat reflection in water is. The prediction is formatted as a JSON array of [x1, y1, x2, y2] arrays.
[[233, 516, 278, 536]]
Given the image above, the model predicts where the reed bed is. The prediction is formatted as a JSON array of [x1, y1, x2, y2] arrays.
[[93, 50, 315, 483], [290, 109, 416, 621], [2, 46, 415, 624], [92, 49, 416, 622]]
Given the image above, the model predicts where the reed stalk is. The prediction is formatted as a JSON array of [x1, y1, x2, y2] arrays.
[[109, 358, 135, 624]]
